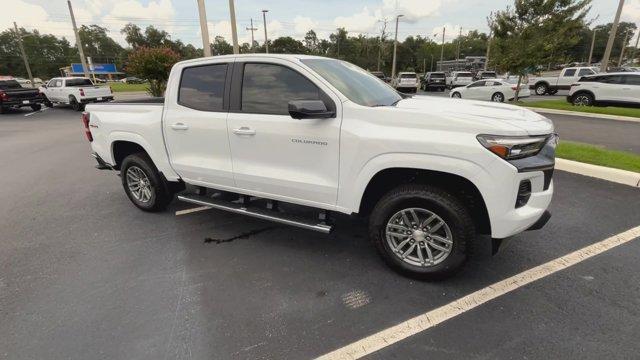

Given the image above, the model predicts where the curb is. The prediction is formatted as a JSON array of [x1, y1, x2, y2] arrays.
[[526, 107, 640, 123], [556, 158, 640, 188]]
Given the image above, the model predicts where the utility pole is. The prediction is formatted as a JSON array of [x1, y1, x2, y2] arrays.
[[484, 30, 492, 70], [423, 58, 426, 74], [196, 0, 212, 57], [430, 54, 434, 72], [246, 18, 258, 51], [13, 22, 34, 88], [439, 27, 445, 71], [588, 28, 597, 64], [455, 27, 462, 68], [631, 29, 640, 65], [618, 30, 631, 67], [391, 14, 404, 79], [262, 10, 269, 53], [67, 0, 90, 78], [228, 0, 239, 54], [601, 0, 625, 72], [377, 18, 388, 71]]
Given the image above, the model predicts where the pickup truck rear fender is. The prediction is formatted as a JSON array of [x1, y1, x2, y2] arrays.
[[108, 132, 180, 181], [339, 153, 497, 234]]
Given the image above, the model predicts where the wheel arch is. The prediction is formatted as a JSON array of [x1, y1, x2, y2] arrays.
[[357, 167, 491, 235], [571, 89, 596, 102], [107, 132, 180, 181]]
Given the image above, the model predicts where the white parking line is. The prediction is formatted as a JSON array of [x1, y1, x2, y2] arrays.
[[175, 206, 212, 216], [23, 107, 49, 117], [316, 225, 640, 360]]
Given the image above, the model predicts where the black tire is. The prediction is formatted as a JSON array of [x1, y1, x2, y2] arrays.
[[534, 82, 548, 96], [451, 92, 461, 98], [121, 152, 173, 212], [491, 92, 505, 102], [369, 184, 475, 280], [548, 89, 558, 95], [571, 92, 594, 106], [70, 96, 84, 111], [0, 106, 6, 114], [31, 104, 42, 111], [44, 99, 53, 107]]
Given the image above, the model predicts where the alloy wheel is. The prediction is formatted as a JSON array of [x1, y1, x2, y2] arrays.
[[126, 166, 153, 203], [385, 207, 453, 267]]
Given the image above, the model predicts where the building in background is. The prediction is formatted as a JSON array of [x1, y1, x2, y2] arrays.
[[437, 56, 487, 72]]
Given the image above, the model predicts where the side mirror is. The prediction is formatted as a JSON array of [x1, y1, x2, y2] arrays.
[[288, 100, 335, 119], [42, 85, 47, 88]]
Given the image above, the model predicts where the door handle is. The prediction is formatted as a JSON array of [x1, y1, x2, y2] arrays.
[[233, 127, 256, 136], [170, 123, 189, 130]]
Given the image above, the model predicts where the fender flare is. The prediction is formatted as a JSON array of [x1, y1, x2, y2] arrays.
[[108, 131, 180, 181]]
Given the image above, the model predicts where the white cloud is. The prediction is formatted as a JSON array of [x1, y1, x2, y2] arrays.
[[293, 16, 318, 37], [382, 0, 442, 23], [207, 20, 251, 45], [1, 0, 75, 40], [100, 0, 176, 45], [334, 7, 382, 34]]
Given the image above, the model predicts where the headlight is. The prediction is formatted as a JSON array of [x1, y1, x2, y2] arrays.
[[476, 134, 553, 160]]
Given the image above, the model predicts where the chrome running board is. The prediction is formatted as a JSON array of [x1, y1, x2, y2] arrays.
[[177, 194, 333, 234]]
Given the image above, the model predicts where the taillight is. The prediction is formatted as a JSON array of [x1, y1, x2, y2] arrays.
[[0, 90, 8, 101], [82, 111, 93, 142], [79, 88, 85, 96], [511, 86, 518, 90]]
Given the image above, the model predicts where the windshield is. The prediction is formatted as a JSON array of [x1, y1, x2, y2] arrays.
[[302, 58, 402, 107], [0, 80, 22, 90], [66, 78, 94, 87]]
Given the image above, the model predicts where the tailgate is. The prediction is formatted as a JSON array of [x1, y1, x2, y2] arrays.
[[83, 86, 112, 98]]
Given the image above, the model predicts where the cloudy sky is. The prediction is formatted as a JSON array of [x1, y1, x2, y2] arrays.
[[2, 0, 638, 47]]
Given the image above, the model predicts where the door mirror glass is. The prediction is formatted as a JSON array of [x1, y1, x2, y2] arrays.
[[288, 100, 335, 119]]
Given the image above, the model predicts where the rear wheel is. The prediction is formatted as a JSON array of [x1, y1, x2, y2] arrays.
[[121, 152, 173, 212], [534, 83, 548, 95], [451, 92, 461, 98], [70, 96, 84, 111], [44, 100, 53, 107], [491, 92, 505, 102], [31, 104, 42, 111], [369, 184, 475, 280], [0, 106, 6, 114]]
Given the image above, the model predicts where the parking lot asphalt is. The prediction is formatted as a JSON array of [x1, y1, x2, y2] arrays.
[[1, 107, 639, 360]]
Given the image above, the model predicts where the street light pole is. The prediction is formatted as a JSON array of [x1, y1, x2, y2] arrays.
[[631, 29, 640, 65], [246, 19, 258, 51], [67, 0, 90, 79], [600, 0, 625, 72], [228, 0, 239, 54], [587, 28, 598, 64], [439, 27, 445, 71], [262, 10, 269, 53], [618, 30, 631, 67], [13, 22, 34, 87], [484, 30, 492, 70], [197, 0, 212, 57], [391, 14, 403, 80], [430, 54, 434, 72]]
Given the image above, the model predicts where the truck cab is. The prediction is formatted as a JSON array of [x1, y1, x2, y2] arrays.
[[41, 77, 114, 111], [529, 67, 598, 95]]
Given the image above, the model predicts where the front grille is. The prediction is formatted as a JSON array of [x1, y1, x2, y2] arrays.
[[515, 180, 532, 208]]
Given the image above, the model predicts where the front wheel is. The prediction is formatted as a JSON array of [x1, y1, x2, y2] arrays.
[[70, 96, 84, 111], [121, 153, 173, 212], [572, 93, 594, 106], [31, 104, 42, 111], [369, 184, 475, 280], [451, 92, 461, 98]]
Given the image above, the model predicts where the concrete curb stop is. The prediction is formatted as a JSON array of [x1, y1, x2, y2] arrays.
[[527, 107, 640, 123], [556, 158, 640, 188]]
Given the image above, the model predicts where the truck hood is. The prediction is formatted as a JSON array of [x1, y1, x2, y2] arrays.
[[395, 95, 554, 135]]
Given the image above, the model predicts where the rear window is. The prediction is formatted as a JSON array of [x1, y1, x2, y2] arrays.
[[178, 63, 228, 111], [481, 72, 497, 77], [0, 80, 22, 89], [66, 78, 94, 87], [456, 72, 473, 77], [400, 73, 417, 79], [429, 73, 445, 79]]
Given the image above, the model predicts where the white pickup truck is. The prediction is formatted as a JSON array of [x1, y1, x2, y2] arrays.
[[84, 54, 556, 279], [41, 77, 114, 111], [528, 67, 599, 95]]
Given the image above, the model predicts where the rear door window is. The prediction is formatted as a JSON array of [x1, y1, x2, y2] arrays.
[[563, 69, 577, 77], [178, 63, 228, 111], [623, 75, 640, 86], [577, 68, 594, 76], [65, 78, 94, 87], [468, 81, 485, 88]]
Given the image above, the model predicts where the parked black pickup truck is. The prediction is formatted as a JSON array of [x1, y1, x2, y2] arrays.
[[0, 80, 45, 114]]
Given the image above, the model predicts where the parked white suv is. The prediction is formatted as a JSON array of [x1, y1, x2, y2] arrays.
[[83, 54, 555, 280], [391, 72, 420, 93], [568, 72, 640, 106], [41, 77, 114, 111], [529, 67, 598, 95], [450, 79, 531, 102], [447, 71, 474, 88]]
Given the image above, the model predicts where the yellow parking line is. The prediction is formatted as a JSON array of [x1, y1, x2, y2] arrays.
[[316, 225, 640, 360]]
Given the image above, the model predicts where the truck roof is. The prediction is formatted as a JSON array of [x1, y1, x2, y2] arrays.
[[176, 54, 332, 67]]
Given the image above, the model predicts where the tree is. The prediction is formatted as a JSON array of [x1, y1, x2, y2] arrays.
[[79, 25, 125, 68], [490, 0, 591, 100], [125, 47, 180, 96], [271, 36, 307, 54], [211, 36, 233, 55], [304, 30, 319, 53]]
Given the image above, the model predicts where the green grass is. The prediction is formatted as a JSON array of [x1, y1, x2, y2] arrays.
[[517, 99, 640, 118], [101, 82, 149, 93], [557, 141, 640, 173]]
